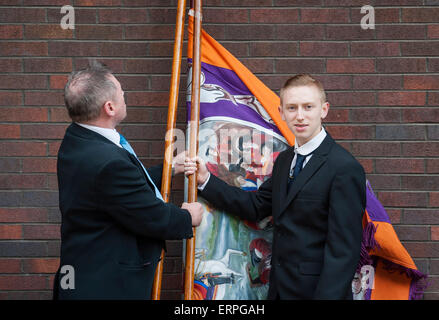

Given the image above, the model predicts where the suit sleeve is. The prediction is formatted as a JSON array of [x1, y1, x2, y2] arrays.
[[200, 172, 273, 222], [95, 159, 193, 240], [313, 161, 366, 299]]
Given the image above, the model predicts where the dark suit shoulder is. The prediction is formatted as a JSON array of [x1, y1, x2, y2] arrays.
[[328, 142, 364, 174]]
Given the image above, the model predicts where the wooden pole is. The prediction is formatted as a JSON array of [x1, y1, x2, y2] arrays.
[[184, 0, 202, 301], [151, 0, 187, 300]]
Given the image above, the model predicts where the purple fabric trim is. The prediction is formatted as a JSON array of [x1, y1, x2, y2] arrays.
[[357, 221, 380, 273], [365, 180, 391, 223], [380, 259, 429, 300], [186, 60, 282, 135]]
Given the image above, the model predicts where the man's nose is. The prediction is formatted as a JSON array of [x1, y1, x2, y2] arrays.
[[296, 107, 305, 120]]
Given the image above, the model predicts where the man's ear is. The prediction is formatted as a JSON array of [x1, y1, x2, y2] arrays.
[[278, 105, 285, 121], [102, 101, 115, 117], [321, 102, 329, 120]]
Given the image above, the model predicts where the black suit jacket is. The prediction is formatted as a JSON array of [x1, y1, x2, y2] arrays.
[[200, 133, 366, 300], [53, 123, 193, 300]]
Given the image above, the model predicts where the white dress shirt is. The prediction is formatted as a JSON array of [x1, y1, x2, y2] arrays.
[[289, 127, 327, 176], [76, 123, 122, 148]]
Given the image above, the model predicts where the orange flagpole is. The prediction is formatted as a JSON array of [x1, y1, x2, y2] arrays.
[[151, 0, 187, 300], [184, 0, 202, 300]]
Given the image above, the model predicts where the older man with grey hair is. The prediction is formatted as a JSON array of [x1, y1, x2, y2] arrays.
[[53, 60, 203, 300]]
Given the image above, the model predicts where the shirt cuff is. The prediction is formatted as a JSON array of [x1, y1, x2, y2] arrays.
[[198, 172, 211, 191]]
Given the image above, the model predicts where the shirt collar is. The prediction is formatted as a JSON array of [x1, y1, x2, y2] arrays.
[[76, 123, 122, 147], [294, 127, 327, 156]]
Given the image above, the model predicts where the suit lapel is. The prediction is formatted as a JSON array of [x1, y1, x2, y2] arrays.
[[278, 133, 335, 217]]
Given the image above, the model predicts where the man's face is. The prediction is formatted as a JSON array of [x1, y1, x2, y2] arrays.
[[279, 85, 329, 147], [109, 75, 127, 124]]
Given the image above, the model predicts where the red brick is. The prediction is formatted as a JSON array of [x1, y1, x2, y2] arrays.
[[324, 109, 349, 122], [250, 42, 297, 57], [429, 92, 439, 106], [428, 25, 439, 39], [300, 42, 348, 57], [403, 175, 439, 191], [0, 259, 21, 273], [76, 25, 123, 40], [327, 59, 374, 73], [275, 58, 325, 74], [351, 42, 400, 57], [378, 192, 428, 208], [125, 25, 175, 40], [0, 142, 47, 157], [404, 76, 439, 90], [0, 42, 48, 56], [351, 7, 400, 23], [0, 275, 47, 290], [430, 192, 439, 207], [432, 227, 439, 241], [50, 75, 69, 90], [426, 159, 439, 174], [300, 8, 349, 23], [125, 59, 171, 74], [0, 59, 22, 72], [376, 159, 424, 174], [75, 0, 122, 5], [378, 92, 426, 106], [0, 91, 25, 106], [21, 124, 67, 139], [25, 92, 64, 106], [147, 8, 177, 24], [326, 92, 375, 106], [376, 58, 426, 73], [402, 8, 439, 22], [377, 25, 426, 40], [0, 124, 20, 139], [24, 58, 72, 73], [0, 75, 46, 89], [353, 75, 401, 90], [0, 107, 48, 122], [325, 125, 374, 140], [326, 25, 374, 40], [250, 8, 298, 23], [0, 225, 22, 239], [22, 158, 57, 173], [48, 42, 98, 57], [22, 258, 59, 273], [0, 208, 47, 223], [99, 8, 148, 23], [0, 8, 46, 23], [350, 108, 401, 123], [394, 226, 429, 241], [241, 58, 273, 73], [24, 25, 73, 39], [126, 92, 169, 107], [0, 25, 22, 39], [401, 42, 439, 56], [351, 142, 401, 157], [22, 225, 60, 240], [276, 25, 325, 40], [0, 174, 47, 189], [100, 42, 148, 57], [402, 108, 439, 123], [49, 108, 70, 122], [403, 242, 439, 259], [402, 142, 439, 157], [203, 8, 249, 23]]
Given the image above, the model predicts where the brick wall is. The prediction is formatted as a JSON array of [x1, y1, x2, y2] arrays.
[[0, 0, 437, 300]]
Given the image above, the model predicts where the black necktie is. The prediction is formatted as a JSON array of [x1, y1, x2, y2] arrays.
[[287, 152, 312, 193]]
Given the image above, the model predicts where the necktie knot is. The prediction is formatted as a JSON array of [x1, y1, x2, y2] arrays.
[[290, 151, 313, 180]]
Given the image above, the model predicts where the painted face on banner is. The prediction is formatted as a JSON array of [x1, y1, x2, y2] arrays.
[[279, 85, 329, 147]]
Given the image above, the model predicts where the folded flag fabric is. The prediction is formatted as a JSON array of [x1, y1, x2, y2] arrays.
[[185, 9, 427, 300]]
